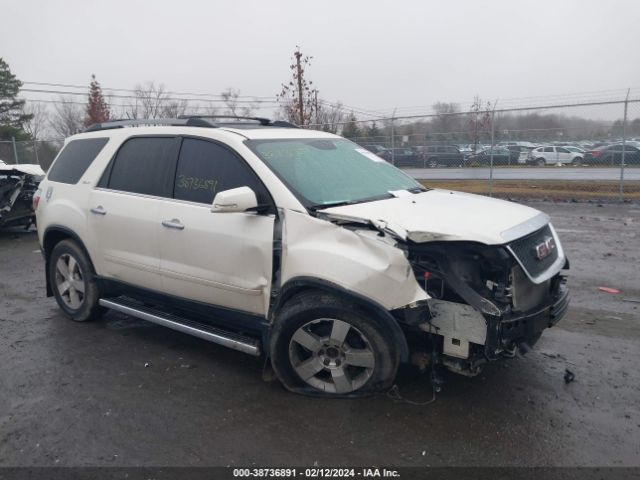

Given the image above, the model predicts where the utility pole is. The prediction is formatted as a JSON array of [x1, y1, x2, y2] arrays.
[[295, 49, 304, 125]]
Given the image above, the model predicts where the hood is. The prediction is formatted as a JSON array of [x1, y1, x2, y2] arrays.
[[320, 189, 548, 245], [0, 164, 46, 177]]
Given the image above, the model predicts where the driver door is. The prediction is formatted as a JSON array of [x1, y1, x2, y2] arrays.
[[158, 138, 275, 316]]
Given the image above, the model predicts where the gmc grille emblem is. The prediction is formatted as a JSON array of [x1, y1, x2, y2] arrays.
[[534, 236, 556, 260]]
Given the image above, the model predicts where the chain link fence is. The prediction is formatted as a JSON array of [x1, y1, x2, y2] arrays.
[[2, 98, 639, 202], [0, 138, 62, 171], [322, 97, 640, 202]]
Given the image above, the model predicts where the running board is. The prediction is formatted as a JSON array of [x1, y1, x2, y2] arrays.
[[99, 297, 261, 356]]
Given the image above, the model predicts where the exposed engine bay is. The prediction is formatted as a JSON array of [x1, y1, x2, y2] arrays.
[[398, 228, 569, 377], [0, 163, 45, 230]]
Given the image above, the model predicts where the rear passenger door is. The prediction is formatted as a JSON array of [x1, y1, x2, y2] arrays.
[[88, 136, 180, 292], [158, 137, 275, 316], [555, 147, 572, 164]]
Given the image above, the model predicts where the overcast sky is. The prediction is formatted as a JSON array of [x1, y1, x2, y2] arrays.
[[2, 0, 639, 117]]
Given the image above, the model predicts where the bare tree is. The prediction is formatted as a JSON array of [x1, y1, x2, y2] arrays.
[[467, 96, 492, 151], [50, 96, 84, 137], [315, 100, 345, 133], [276, 46, 317, 125], [123, 82, 188, 119], [218, 88, 258, 117], [23, 102, 51, 140], [432, 102, 461, 136]]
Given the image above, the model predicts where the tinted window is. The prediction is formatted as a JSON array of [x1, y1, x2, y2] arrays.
[[107, 137, 180, 197], [543, 147, 554, 153], [47, 138, 109, 184], [556, 147, 569, 153], [174, 138, 269, 205]]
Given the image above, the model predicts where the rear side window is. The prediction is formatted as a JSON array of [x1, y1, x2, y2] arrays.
[[174, 138, 270, 205], [107, 137, 180, 197], [543, 147, 554, 153], [47, 138, 109, 184]]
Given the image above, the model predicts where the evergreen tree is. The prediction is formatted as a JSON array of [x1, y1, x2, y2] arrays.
[[341, 112, 361, 139], [84, 74, 110, 127], [0, 58, 32, 140], [366, 121, 381, 139]]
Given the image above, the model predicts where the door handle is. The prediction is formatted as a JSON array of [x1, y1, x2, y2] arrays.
[[162, 219, 185, 230], [90, 206, 107, 215]]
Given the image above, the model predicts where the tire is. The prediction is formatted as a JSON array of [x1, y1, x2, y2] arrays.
[[49, 239, 105, 322], [428, 157, 438, 168], [270, 291, 399, 397], [572, 157, 583, 166], [536, 158, 546, 166]]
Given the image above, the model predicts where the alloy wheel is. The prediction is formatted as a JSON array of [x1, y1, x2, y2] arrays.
[[288, 318, 375, 394]]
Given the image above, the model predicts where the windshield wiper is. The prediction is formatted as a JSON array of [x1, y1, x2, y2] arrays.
[[406, 186, 428, 193], [309, 192, 395, 211]]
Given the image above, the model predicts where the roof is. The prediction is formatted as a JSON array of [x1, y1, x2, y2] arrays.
[[68, 123, 342, 140]]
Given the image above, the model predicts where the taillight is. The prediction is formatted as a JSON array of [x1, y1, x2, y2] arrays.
[[592, 150, 602, 157], [32, 189, 41, 211]]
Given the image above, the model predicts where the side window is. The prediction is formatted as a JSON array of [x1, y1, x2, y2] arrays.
[[47, 138, 109, 184], [107, 137, 180, 197], [556, 147, 569, 153], [174, 138, 270, 205], [543, 147, 554, 153]]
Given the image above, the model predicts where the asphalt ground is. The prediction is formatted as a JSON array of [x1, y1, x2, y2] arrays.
[[0, 201, 638, 467]]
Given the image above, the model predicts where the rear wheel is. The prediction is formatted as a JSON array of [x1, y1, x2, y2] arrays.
[[428, 157, 439, 168], [572, 157, 583, 166], [536, 158, 546, 166], [49, 240, 104, 322], [270, 291, 399, 396]]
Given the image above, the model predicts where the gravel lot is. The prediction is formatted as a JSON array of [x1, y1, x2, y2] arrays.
[[0, 201, 638, 467]]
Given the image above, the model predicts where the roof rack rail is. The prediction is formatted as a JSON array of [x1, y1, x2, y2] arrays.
[[84, 117, 217, 132], [178, 115, 300, 129]]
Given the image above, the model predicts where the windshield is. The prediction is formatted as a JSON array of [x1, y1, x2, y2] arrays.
[[246, 138, 424, 208]]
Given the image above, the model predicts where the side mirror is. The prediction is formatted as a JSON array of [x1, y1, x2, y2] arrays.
[[211, 186, 258, 213]]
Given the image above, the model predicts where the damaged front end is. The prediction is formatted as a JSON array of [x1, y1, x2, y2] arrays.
[[396, 223, 569, 376], [0, 164, 44, 230]]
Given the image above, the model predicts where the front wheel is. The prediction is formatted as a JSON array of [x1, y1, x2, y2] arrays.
[[270, 292, 399, 397], [572, 157, 583, 166], [49, 239, 105, 322]]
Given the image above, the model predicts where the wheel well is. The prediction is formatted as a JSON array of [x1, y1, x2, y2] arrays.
[[270, 278, 410, 362], [43, 227, 93, 297]]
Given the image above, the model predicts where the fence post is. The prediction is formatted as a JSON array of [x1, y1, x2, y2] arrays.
[[619, 89, 629, 202], [489, 109, 495, 197], [390, 111, 396, 166], [33, 139, 39, 165], [11, 136, 19, 164]]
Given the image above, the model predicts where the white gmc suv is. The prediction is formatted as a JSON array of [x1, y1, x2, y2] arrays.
[[35, 116, 569, 397]]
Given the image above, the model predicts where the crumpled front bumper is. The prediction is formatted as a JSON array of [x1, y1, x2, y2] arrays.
[[499, 282, 569, 348]]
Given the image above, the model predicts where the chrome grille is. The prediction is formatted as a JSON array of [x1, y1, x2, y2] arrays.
[[508, 224, 559, 280]]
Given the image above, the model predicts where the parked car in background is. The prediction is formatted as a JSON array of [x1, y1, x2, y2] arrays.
[[564, 146, 585, 155], [527, 146, 584, 166], [420, 145, 465, 167], [361, 144, 388, 156], [467, 147, 512, 166], [380, 147, 421, 167], [504, 145, 535, 164], [583, 143, 640, 166]]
